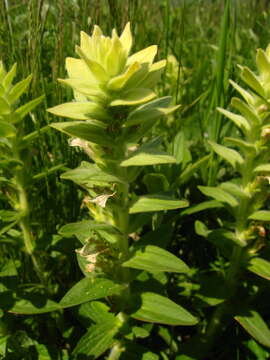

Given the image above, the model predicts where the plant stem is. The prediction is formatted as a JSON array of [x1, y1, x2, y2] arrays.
[[107, 341, 124, 360], [184, 153, 255, 358], [12, 141, 46, 284]]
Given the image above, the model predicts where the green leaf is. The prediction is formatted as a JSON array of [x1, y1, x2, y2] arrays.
[[124, 96, 176, 127], [208, 141, 244, 168], [231, 97, 261, 126], [76, 46, 109, 82], [131, 292, 198, 326], [50, 120, 112, 146], [179, 155, 210, 184], [59, 277, 124, 308], [0, 121, 16, 137], [181, 200, 223, 216], [198, 186, 238, 207], [8, 295, 61, 315], [247, 257, 270, 280], [110, 88, 156, 106], [0, 336, 8, 356], [47, 101, 107, 121], [78, 301, 115, 324], [72, 320, 120, 358], [15, 95, 44, 121], [254, 164, 270, 173], [129, 195, 188, 214], [248, 211, 270, 221], [7, 75, 32, 104], [229, 79, 255, 106], [240, 66, 266, 98], [121, 140, 176, 167], [217, 107, 251, 132], [256, 48, 270, 76], [143, 173, 169, 193], [2, 63, 16, 89], [58, 78, 107, 102], [122, 245, 190, 273], [194, 220, 211, 238], [224, 138, 256, 158], [235, 310, 270, 348], [219, 181, 249, 199], [61, 162, 123, 184], [172, 131, 192, 166], [0, 98, 10, 115], [59, 220, 121, 244], [107, 62, 141, 90]]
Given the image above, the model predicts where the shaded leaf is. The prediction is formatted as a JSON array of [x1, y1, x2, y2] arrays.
[[59, 277, 124, 308], [129, 195, 188, 214], [247, 257, 270, 280], [235, 310, 270, 348], [131, 292, 198, 326]]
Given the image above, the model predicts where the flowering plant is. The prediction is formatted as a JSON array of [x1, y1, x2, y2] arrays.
[[48, 23, 197, 358]]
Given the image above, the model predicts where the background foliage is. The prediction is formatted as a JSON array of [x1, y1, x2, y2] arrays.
[[1, 0, 270, 359]]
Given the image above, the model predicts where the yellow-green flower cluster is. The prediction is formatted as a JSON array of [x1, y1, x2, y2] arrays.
[[48, 23, 173, 125]]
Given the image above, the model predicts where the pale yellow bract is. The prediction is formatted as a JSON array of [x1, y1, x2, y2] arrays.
[[48, 22, 169, 119]]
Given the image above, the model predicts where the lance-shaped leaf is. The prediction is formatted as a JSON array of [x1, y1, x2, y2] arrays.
[[231, 98, 261, 126], [105, 35, 126, 77], [0, 121, 16, 137], [131, 292, 198, 326], [72, 320, 120, 358], [59, 220, 121, 244], [110, 88, 156, 106], [256, 48, 270, 78], [0, 98, 10, 115], [127, 45, 158, 66], [15, 95, 44, 121], [129, 194, 188, 214], [248, 211, 270, 221], [219, 181, 249, 200], [224, 137, 256, 154], [208, 141, 244, 168], [235, 310, 270, 348], [50, 120, 112, 146], [198, 186, 238, 207], [254, 164, 270, 173], [58, 78, 108, 102], [76, 46, 109, 82], [122, 245, 190, 273], [107, 62, 141, 90], [9, 297, 61, 315], [47, 101, 107, 121], [247, 257, 270, 281], [229, 79, 255, 106], [240, 66, 266, 98], [120, 140, 176, 167], [2, 63, 17, 89], [181, 200, 223, 216], [59, 277, 124, 308], [179, 155, 210, 184], [125, 96, 176, 127], [141, 60, 167, 88], [217, 107, 251, 133], [7, 75, 32, 104], [120, 22, 132, 55], [61, 162, 123, 184]]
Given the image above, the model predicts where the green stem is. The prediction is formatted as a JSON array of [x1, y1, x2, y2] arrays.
[[184, 153, 255, 358], [12, 141, 46, 284], [107, 341, 124, 360]]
